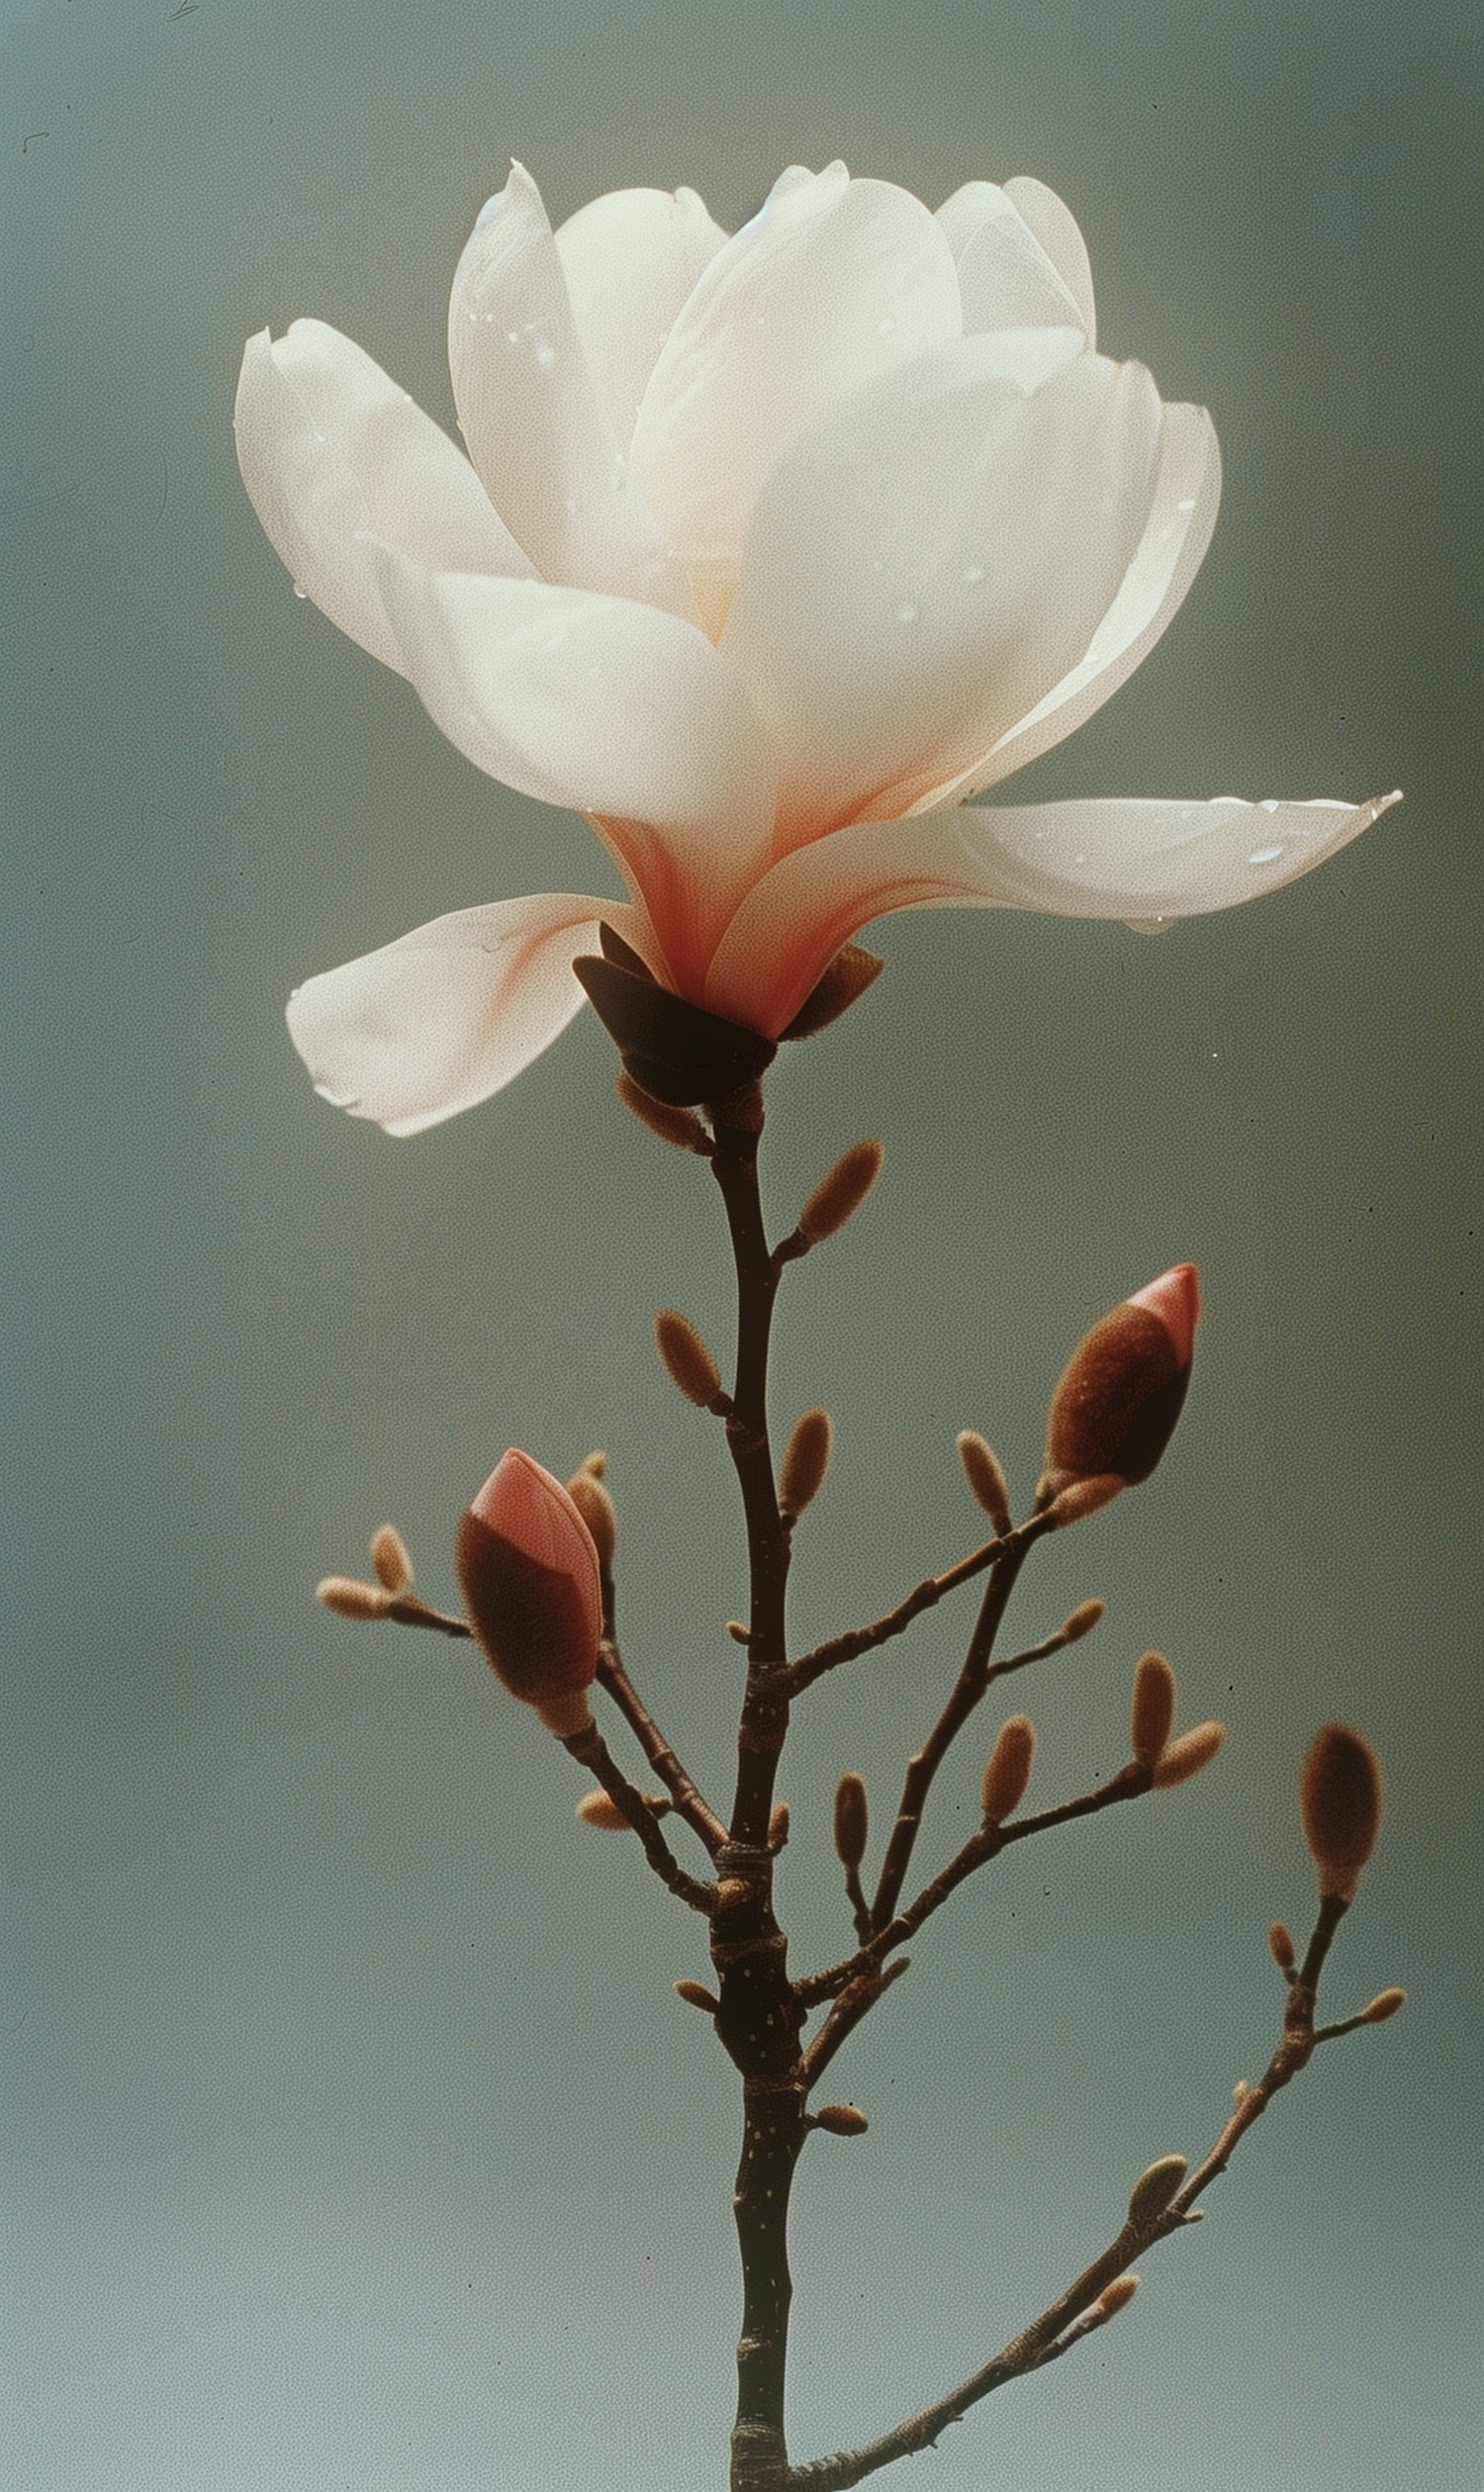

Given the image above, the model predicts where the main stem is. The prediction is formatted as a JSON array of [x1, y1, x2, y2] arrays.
[[708, 1096, 809, 2492]]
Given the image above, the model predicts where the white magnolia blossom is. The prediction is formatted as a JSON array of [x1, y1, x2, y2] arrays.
[[235, 161, 1396, 1133]]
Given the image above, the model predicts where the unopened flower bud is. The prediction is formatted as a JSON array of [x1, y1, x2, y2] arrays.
[[1268, 1919, 1297, 1975], [1062, 1597, 1106, 1644], [1362, 1986, 1406, 2024], [317, 1573, 392, 1620], [1130, 1651, 1176, 1767], [1300, 1723, 1383, 1901], [654, 1308, 724, 1407], [1041, 1264, 1200, 1502], [1151, 1719, 1225, 1788], [980, 1713, 1035, 1824], [1127, 2154, 1189, 2226], [455, 1450, 603, 1736], [832, 1772, 870, 1871], [565, 1465, 617, 1572], [368, 1523, 414, 1594], [957, 1430, 1012, 1531], [780, 1408, 833, 1520], [812, 2103, 870, 2136], [1097, 2274, 1139, 2319], [675, 1979, 720, 2014], [797, 1140, 883, 1245]]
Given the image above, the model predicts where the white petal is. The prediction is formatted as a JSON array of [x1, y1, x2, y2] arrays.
[[722, 344, 1161, 842], [447, 164, 695, 615], [629, 165, 962, 625], [367, 545, 778, 983], [919, 399, 1222, 805], [1004, 178, 1097, 345], [554, 186, 728, 449], [286, 892, 634, 1135], [234, 324, 531, 671], [703, 791, 1399, 1034], [935, 180, 1091, 342]]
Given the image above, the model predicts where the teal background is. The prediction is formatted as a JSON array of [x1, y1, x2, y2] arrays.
[[6, 2, 1480, 2486]]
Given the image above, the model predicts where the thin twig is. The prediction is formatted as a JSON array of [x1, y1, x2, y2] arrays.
[[597, 1645, 728, 1856], [562, 1719, 717, 1913], [784, 1513, 1056, 1698]]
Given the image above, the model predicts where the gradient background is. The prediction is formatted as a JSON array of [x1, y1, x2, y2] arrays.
[[6, 2, 1481, 2486]]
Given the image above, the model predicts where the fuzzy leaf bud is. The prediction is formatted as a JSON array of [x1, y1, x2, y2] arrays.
[[1151, 1719, 1225, 1788], [577, 1789, 671, 1830], [1097, 2275, 1139, 2319], [1300, 1723, 1384, 1900], [797, 1140, 883, 1245], [812, 2103, 870, 2136], [1062, 1598, 1106, 1644], [616, 1073, 710, 1152], [1130, 1650, 1176, 1767], [832, 1772, 870, 1871], [780, 1407, 833, 1521], [455, 1450, 603, 1736], [1362, 1986, 1406, 2024], [957, 1430, 1012, 1532], [769, 1801, 791, 1851], [317, 1574, 392, 1620], [368, 1523, 414, 1594], [654, 1308, 724, 1408], [1127, 2154, 1189, 2226], [565, 1465, 617, 1573], [1268, 1919, 1297, 1975], [980, 1713, 1036, 1824], [1041, 1263, 1200, 1504], [675, 1979, 720, 2014]]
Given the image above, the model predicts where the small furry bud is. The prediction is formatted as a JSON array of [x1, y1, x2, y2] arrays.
[[565, 1467, 617, 1571], [1127, 2154, 1189, 2226], [368, 1524, 413, 1594], [1045, 1473, 1125, 1526], [769, 1802, 790, 1852], [1300, 1723, 1384, 1901], [1362, 1986, 1406, 2024], [812, 2103, 869, 2136], [317, 1574, 392, 1620], [956, 1430, 1012, 1530], [797, 1140, 884, 1245], [1098, 2275, 1139, 2319], [726, 1620, 751, 1645], [980, 1713, 1035, 1824], [780, 1408, 833, 1520], [1062, 1598, 1106, 1644], [1152, 1720, 1225, 1787], [577, 1790, 669, 1829], [617, 1073, 711, 1151], [833, 1772, 870, 1871], [675, 1980, 720, 2014], [1130, 1651, 1176, 1767], [654, 1309, 724, 1407], [1268, 1919, 1297, 1975]]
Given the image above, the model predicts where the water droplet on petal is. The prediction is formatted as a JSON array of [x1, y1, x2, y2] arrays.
[[535, 339, 557, 371], [895, 600, 918, 625], [1247, 843, 1284, 867], [1259, 797, 1281, 813], [292, 581, 309, 599], [962, 564, 984, 585], [1176, 496, 1196, 513]]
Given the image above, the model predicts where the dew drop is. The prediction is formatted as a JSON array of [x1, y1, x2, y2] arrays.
[[292, 581, 309, 599], [962, 564, 984, 585], [895, 600, 918, 625], [535, 339, 557, 371], [1176, 496, 1196, 513], [1259, 797, 1281, 813], [1247, 843, 1284, 867]]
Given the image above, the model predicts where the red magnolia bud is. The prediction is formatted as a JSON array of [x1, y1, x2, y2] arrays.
[[1299, 1722, 1383, 1900], [455, 1450, 603, 1736], [1041, 1264, 1200, 1503]]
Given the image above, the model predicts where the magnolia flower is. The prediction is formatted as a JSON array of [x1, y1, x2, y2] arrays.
[[236, 162, 1396, 1132]]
